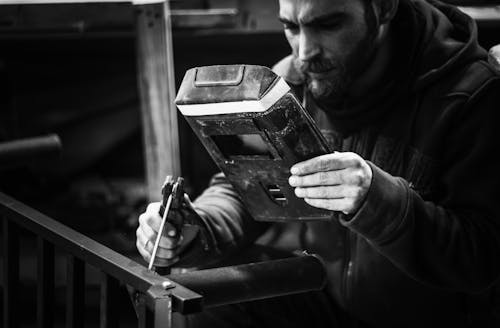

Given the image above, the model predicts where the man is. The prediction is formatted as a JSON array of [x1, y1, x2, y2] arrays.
[[136, 0, 500, 326]]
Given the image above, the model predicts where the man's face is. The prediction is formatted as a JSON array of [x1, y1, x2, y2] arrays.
[[279, 0, 378, 105]]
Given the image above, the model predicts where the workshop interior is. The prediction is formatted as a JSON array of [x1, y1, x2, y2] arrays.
[[0, 0, 500, 327]]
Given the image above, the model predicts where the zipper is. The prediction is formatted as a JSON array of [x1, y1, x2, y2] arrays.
[[342, 228, 354, 309]]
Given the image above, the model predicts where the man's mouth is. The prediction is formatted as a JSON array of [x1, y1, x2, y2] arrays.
[[306, 67, 336, 79]]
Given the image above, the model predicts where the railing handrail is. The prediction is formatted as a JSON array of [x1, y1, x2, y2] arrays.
[[1, 190, 327, 325], [0, 191, 202, 311]]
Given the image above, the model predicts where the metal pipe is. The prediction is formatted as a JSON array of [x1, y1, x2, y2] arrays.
[[0, 134, 62, 169], [2, 218, 20, 328], [66, 255, 85, 328], [168, 255, 327, 309], [37, 237, 55, 328]]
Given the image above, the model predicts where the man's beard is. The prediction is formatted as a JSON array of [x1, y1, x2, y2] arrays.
[[299, 60, 351, 106], [293, 31, 378, 107]]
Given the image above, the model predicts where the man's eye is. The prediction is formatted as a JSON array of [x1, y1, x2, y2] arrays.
[[318, 22, 340, 30], [283, 22, 299, 31]]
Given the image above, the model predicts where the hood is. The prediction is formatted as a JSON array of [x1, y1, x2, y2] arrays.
[[409, 0, 487, 90], [274, 0, 488, 134]]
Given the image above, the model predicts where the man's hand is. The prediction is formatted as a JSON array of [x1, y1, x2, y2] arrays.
[[289, 152, 373, 215], [136, 202, 183, 267]]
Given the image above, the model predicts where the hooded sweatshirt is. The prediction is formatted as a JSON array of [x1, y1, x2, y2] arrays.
[[191, 0, 500, 326]]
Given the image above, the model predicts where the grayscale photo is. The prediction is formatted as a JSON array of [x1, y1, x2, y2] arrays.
[[1, 0, 499, 327]]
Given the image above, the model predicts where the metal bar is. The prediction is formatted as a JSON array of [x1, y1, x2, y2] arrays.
[[100, 272, 120, 328], [66, 255, 85, 328], [146, 285, 173, 328], [0, 134, 61, 169], [168, 255, 327, 309], [136, 1, 181, 201], [37, 237, 55, 328], [170, 8, 238, 29], [148, 193, 173, 270], [0, 192, 179, 293], [458, 5, 500, 23], [154, 297, 172, 328], [0, 0, 162, 4], [137, 293, 154, 328], [2, 217, 20, 328], [0, 192, 203, 319]]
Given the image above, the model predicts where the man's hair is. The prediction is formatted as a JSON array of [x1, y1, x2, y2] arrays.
[[361, 0, 399, 32], [361, 0, 379, 37]]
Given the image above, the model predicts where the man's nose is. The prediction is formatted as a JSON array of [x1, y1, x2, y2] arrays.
[[298, 29, 321, 61]]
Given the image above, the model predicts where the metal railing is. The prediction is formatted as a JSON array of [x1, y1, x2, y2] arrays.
[[0, 191, 327, 328], [0, 191, 203, 328]]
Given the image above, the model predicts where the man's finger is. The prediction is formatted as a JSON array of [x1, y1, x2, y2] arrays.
[[140, 224, 177, 249], [146, 202, 162, 215], [136, 239, 151, 262], [139, 211, 161, 233], [136, 227, 151, 252], [290, 153, 356, 176], [153, 256, 180, 267], [136, 239, 176, 266], [304, 197, 355, 214], [154, 246, 178, 260], [295, 185, 359, 199], [289, 170, 344, 187]]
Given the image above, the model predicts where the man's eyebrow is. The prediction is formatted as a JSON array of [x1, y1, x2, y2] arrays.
[[306, 12, 346, 25], [278, 16, 296, 25], [278, 12, 346, 26]]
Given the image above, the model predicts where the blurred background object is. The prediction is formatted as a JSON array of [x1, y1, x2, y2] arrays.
[[0, 0, 499, 255], [0, 0, 498, 327], [0, 0, 293, 273], [0, 0, 498, 250]]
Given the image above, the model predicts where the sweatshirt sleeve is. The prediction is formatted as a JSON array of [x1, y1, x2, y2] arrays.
[[190, 172, 270, 262], [340, 77, 500, 293]]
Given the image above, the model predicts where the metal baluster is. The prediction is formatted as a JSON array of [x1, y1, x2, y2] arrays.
[[153, 297, 172, 328], [136, 293, 154, 328], [2, 218, 19, 328], [100, 272, 119, 328], [136, 0, 182, 201], [66, 255, 85, 328], [146, 285, 173, 328], [37, 237, 55, 328]]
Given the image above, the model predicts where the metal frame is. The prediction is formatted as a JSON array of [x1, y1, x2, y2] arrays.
[[0, 191, 200, 328], [0, 191, 327, 328]]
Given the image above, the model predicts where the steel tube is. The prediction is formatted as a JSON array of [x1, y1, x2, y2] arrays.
[[0, 134, 61, 169], [137, 294, 154, 328], [37, 237, 55, 328], [2, 218, 20, 328], [66, 255, 85, 328], [100, 273, 120, 328], [168, 255, 327, 309]]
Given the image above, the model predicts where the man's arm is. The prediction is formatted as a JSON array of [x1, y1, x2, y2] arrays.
[[291, 77, 500, 293], [191, 172, 270, 259], [136, 172, 269, 269]]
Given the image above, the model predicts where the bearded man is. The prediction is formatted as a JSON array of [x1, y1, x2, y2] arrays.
[[136, 0, 500, 326]]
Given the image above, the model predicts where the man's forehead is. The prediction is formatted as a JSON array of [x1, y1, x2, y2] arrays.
[[278, 0, 363, 22]]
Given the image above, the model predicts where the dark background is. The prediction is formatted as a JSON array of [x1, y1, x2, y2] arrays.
[[1, 0, 499, 236], [0, 2, 290, 326], [0, 0, 289, 239], [0, 1, 499, 326]]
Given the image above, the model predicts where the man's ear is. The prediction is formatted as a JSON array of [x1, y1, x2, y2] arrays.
[[372, 0, 399, 24]]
